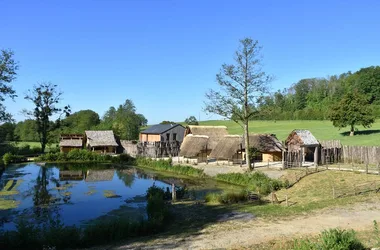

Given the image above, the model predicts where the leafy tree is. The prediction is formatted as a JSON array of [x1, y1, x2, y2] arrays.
[[60, 109, 100, 133], [160, 120, 175, 124], [205, 38, 271, 170], [184, 116, 199, 125], [328, 91, 375, 136], [14, 119, 40, 141], [0, 49, 18, 122], [24, 82, 71, 152], [0, 122, 15, 141], [100, 99, 146, 140]]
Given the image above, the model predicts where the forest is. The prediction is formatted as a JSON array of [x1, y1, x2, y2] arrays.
[[255, 66, 380, 120]]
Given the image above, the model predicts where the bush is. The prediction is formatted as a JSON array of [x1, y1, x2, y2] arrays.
[[36, 149, 111, 163], [215, 172, 284, 195], [293, 228, 365, 250], [2, 153, 27, 165], [205, 190, 248, 204], [146, 186, 169, 228]]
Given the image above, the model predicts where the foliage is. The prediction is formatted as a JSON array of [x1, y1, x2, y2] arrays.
[[0, 49, 18, 122], [135, 157, 205, 177], [215, 172, 283, 195], [24, 82, 71, 152], [99, 99, 147, 140], [0, 122, 15, 141], [2, 153, 26, 165], [36, 149, 109, 162], [204, 38, 272, 169], [374, 220, 380, 247], [59, 109, 100, 134], [205, 190, 248, 204], [293, 228, 365, 250], [328, 90, 375, 136], [160, 120, 175, 124], [146, 185, 169, 227], [184, 116, 199, 125], [14, 120, 40, 142]]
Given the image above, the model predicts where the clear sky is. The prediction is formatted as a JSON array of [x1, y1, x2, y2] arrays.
[[2, 0, 380, 124]]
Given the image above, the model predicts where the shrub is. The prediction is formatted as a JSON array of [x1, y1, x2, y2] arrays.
[[215, 172, 284, 195], [205, 190, 248, 204], [293, 228, 365, 250], [146, 186, 169, 228], [3, 153, 12, 165]]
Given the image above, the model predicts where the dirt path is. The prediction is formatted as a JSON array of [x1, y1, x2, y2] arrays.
[[108, 201, 380, 249]]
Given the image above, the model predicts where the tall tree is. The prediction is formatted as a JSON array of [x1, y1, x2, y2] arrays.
[[0, 49, 18, 122], [60, 109, 100, 133], [328, 91, 375, 136], [184, 116, 199, 125], [24, 82, 70, 152], [204, 38, 271, 169]]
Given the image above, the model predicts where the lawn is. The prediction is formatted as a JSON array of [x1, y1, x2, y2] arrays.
[[198, 119, 380, 146]]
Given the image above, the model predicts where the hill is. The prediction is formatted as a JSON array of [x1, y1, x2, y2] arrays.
[[197, 120, 380, 146]]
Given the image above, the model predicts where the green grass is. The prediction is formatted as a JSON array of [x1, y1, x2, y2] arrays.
[[198, 119, 380, 146]]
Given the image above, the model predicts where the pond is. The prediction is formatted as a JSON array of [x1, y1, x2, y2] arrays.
[[0, 163, 239, 231]]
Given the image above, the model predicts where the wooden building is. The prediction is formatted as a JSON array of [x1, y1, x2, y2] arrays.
[[285, 129, 320, 164], [85, 170, 114, 182], [59, 134, 84, 153], [140, 124, 185, 143], [85, 130, 118, 154], [180, 125, 229, 162], [210, 134, 284, 163]]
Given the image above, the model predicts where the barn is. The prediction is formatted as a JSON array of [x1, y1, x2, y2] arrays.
[[285, 129, 320, 164]]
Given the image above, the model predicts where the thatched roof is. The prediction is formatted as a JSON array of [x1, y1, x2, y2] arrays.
[[185, 125, 228, 150], [286, 129, 319, 147], [246, 134, 285, 152], [85, 170, 115, 182], [209, 135, 242, 160], [179, 134, 208, 157], [59, 139, 83, 147], [85, 130, 118, 147]]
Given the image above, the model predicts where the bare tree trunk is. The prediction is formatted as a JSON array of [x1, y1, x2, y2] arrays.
[[350, 124, 354, 136], [244, 121, 252, 170]]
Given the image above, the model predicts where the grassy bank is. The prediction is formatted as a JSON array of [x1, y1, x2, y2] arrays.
[[199, 119, 380, 146], [135, 157, 205, 178]]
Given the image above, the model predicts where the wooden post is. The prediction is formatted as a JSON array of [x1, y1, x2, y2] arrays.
[[314, 146, 319, 167], [267, 160, 269, 168], [378, 163, 380, 175], [354, 184, 357, 196], [366, 163, 369, 174], [271, 192, 274, 204], [282, 150, 285, 169], [285, 195, 288, 207], [332, 186, 335, 199], [172, 183, 176, 201], [240, 143, 243, 167]]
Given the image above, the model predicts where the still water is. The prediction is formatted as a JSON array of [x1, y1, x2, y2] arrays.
[[0, 163, 234, 230]]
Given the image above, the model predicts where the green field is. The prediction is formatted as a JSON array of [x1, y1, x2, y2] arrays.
[[197, 120, 380, 146]]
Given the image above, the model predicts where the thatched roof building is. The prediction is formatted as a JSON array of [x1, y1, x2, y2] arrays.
[[210, 134, 285, 162], [179, 134, 208, 158], [209, 135, 242, 160], [85, 130, 118, 154], [184, 125, 228, 150], [285, 129, 320, 163]]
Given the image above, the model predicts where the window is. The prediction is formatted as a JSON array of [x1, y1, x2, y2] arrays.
[[166, 133, 170, 141], [173, 133, 177, 141]]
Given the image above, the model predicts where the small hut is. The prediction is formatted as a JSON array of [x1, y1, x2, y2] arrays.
[[183, 125, 228, 152], [59, 134, 84, 153], [285, 129, 320, 164], [85, 130, 118, 154], [179, 135, 209, 162]]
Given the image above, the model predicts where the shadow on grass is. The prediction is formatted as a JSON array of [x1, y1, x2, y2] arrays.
[[340, 129, 380, 136], [108, 198, 271, 249]]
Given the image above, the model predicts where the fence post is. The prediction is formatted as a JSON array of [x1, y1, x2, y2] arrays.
[[332, 186, 335, 199], [354, 184, 357, 196], [172, 183, 176, 201], [286, 195, 288, 207], [366, 163, 369, 174]]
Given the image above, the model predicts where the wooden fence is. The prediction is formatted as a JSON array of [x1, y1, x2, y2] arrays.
[[121, 140, 181, 158], [342, 145, 380, 165]]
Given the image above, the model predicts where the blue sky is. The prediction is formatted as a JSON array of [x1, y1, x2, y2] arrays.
[[2, 0, 380, 124]]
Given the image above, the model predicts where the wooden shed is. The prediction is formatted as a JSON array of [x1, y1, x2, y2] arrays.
[[209, 135, 243, 162], [85, 130, 118, 154], [59, 134, 84, 153], [285, 129, 320, 164], [140, 124, 185, 143]]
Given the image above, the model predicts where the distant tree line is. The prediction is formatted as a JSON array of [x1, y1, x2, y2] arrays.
[[255, 66, 380, 120]]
